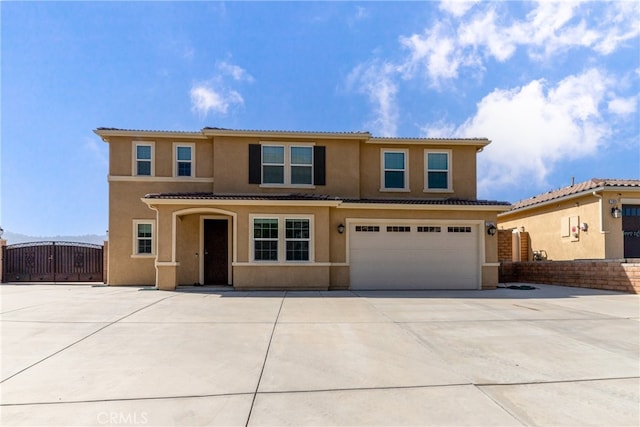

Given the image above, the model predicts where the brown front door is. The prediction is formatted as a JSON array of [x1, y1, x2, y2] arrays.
[[203, 219, 229, 285]]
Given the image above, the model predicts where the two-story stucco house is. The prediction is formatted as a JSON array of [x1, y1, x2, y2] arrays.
[[95, 127, 510, 291]]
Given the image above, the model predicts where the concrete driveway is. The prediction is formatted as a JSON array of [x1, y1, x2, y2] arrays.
[[1, 283, 638, 426]]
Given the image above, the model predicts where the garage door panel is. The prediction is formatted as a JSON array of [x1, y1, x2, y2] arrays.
[[349, 223, 479, 290]]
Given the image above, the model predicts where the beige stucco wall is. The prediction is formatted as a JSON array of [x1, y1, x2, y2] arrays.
[[212, 136, 362, 197], [107, 181, 213, 285], [359, 143, 478, 199], [499, 194, 613, 260], [109, 136, 213, 178]]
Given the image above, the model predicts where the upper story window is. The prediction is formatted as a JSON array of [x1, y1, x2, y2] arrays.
[[133, 142, 154, 176], [249, 143, 325, 187], [381, 149, 408, 191], [425, 150, 451, 191], [174, 143, 195, 177], [262, 146, 285, 184], [290, 146, 313, 185]]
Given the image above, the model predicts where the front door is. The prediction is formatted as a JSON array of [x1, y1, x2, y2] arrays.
[[203, 219, 229, 285], [622, 205, 640, 258]]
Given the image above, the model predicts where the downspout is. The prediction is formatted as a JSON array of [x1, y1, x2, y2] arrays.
[[591, 191, 608, 233]]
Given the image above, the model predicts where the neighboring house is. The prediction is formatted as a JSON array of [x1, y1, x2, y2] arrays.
[[95, 127, 510, 291], [498, 178, 640, 261]]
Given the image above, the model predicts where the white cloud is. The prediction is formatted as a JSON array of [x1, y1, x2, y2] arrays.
[[347, 61, 399, 137], [217, 61, 254, 83], [399, 1, 640, 87], [190, 84, 243, 117], [189, 61, 252, 118], [400, 23, 466, 87], [593, 1, 640, 54], [439, 0, 479, 18], [608, 96, 638, 115], [427, 69, 614, 195]]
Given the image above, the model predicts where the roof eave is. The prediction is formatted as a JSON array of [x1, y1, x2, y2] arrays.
[[141, 197, 343, 208], [500, 184, 640, 217], [202, 128, 371, 140], [94, 128, 208, 141], [338, 202, 510, 211], [366, 137, 491, 148]]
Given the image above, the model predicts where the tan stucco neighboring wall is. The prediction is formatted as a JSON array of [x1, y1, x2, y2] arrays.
[[499, 195, 607, 261]]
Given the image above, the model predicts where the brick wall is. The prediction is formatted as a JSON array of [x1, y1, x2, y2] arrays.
[[498, 230, 530, 262], [499, 260, 640, 294], [498, 230, 512, 262]]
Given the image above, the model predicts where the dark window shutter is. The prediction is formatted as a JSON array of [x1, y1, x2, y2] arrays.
[[248, 144, 261, 184], [313, 146, 326, 186]]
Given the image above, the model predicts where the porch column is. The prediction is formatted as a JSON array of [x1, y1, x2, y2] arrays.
[[154, 206, 179, 291]]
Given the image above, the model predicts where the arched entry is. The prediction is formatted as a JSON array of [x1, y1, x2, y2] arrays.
[[172, 207, 237, 286]]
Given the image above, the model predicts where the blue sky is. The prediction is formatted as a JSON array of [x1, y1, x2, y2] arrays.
[[1, 1, 639, 237]]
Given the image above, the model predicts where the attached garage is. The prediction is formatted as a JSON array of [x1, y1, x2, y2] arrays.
[[349, 222, 481, 290]]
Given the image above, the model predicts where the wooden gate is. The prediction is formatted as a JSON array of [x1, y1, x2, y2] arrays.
[[2, 242, 104, 282]]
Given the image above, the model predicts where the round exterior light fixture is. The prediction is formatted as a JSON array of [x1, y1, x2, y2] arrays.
[[337, 223, 345, 234]]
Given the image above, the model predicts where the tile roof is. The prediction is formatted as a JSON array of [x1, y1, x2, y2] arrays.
[[96, 127, 488, 142], [144, 192, 342, 201], [508, 178, 640, 211], [143, 192, 510, 206], [202, 127, 371, 136]]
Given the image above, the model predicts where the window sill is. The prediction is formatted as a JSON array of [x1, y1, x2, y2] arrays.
[[259, 184, 316, 189], [110, 175, 213, 183], [131, 254, 155, 259], [423, 188, 454, 193], [234, 261, 320, 266], [379, 188, 411, 192]]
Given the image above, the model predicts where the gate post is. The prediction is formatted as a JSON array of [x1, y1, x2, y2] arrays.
[[0, 238, 6, 283]]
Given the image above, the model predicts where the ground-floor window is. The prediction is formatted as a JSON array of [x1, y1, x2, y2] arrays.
[[285, 219, 310, 261], [132, 220, 155, 256], [251, 216, 313, 262], [253, 219, 279, 261]]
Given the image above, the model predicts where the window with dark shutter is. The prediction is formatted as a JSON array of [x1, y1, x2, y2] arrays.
[[248, 144, 261, 184], [249, 143, 326, 186], [313, 145, 326, 186]]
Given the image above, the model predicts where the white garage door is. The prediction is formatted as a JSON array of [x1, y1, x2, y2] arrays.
[[349, 223, 479, 290]]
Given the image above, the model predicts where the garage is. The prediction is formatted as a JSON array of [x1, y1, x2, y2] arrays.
[[349, 222, 480, 290]]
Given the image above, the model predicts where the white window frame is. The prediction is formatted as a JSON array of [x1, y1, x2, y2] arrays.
[[285, 218, 312, 261], [252, 217, 280, 262], [260, 142, 315, 188], [249, 215, 314, 263], [424, 149, 452, 192], [132, 220, 156, 257], [380, 149, 409, 192], [132, 141, 155, 177], [173, 143, 195, 178]]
